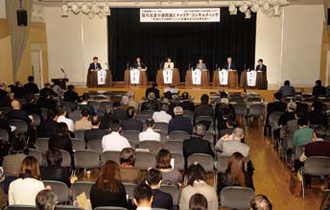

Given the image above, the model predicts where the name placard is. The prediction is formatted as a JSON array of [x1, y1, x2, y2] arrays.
[[130, 69, 140, 84], [97, 70, 107, 85]]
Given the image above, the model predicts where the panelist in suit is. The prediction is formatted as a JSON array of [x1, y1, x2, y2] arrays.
[[132, 56, 147, 70], [223, 57, 236, 70], [164, 57, 174, 70], [196, 58, 206, 70], [88, 56, 102, 71], [255, 58, 267, 72]]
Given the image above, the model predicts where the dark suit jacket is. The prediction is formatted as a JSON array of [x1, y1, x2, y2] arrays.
[[168, 115, 193, 135], [49, 135, 73, 155], [112, 108, 127, 121], [307, 111, 328, 128], [223, 63, 236, 70], [193, 104, 214, 122], [40, 166, 71, 187], [36, 97, 57, 110], [0, 89, 8, 100], [7, 109, 31, 124], [312, 85, 326, 97], [84, 128, 108, 142], [132, 62, 146, 69], [146, 87, 160, 99], [122, 118, 143, 132], [152, 189, 173, 210], [100, 115, 113, 130], [64, 90, 81, 103], [23, 83, 39, 94], [22, 103, 41, 116], [266, 101, 287, 124], [183, 137, 214, 162], [88, 62, 102, 70], [38, 119, 58, 138], [40, 87, 57, 97], [255, 64, 267, 72], [12, 86, 25, 99], [179, 101, 195, 112]]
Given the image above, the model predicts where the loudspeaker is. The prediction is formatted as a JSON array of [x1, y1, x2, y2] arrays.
[[17, 9, 27, 26], [328, 9, 330, 25]]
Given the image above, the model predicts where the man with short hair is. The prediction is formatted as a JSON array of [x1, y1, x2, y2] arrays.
[[79, 93, 95, 114], [223, 57, 236, 70], [179, 92, 195, 111], [84, 115, 108, 142], [145, 82, 160, 99], [312, 79, 326, 97], [278, 80, 295, 97], [152, 103, 172, 124], [139, 118, 160, 142], [145, 169, 173, 210], [23, 76, 39, 95], [293, 118, 315, 148], [134, 184, 154, 210], [88, 56, 102, 71], [38, 109, 58, 138], [168, 106, 193, 135], [64, 85, 81, 103], [102, 120, 131, 152], [7, 100, 32, 125], [122, 107, 143, 132], [255, 59, 267, 73], [40, 83, 57, 98], [75, 109, 92, 131], [36, 190, 57, 210], [193, 94, 214, 122], [250, 195, 272, 210], [56, 106, 74, 132], [112, 102, 127, 121]]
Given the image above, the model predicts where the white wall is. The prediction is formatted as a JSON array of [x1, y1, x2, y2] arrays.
[[0, 0, 6, 19]]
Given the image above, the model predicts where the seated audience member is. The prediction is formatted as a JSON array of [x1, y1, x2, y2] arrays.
[[146, 82, 160, 99], [307, 101, 328, 128], [121, 96, 130, 111], [180, 163, 218, 210], [85, 115, 108, 142], [102, 120, 131, 152], [56, 106, 74, 132], [164, 85, 179, 95], [266, 92, 287, 121], [119, 148, 141, 184], [68, 103, 81, 122], [40, 83, 57, 98], [217, 152, 254, 194], [36, 190, 57, 210], [90, 160, 128, 209], [193, 94, 214, 122], [49, 122, 73, 155], [312, 80, 326, 97], [168, 106, 193, 135], [100, 105, 113, 130], [12, 82, 25, 99], [36, 93, 57, 110], [0, 83, 9, 107], [79, 93, 95, 114], [112, 102, 127, 121], [296, 102, 309, 118], [278, 101, 297, 127], [145, 168, 173, 210], [133, 184, 153, 210], [183, 123, 214, 165], [51, 80, 64, 97], [156, 149, 182, 185], [8, 156, 45, 205], [215, 127, 250, 157], [250, 195, 272, 210], [141, 92, 160, 112], [152, 103, 172, 124], [139, 118, 161, 142], [293, 118, 315, 148], [64, 85, 81, 103], [216, 106, 235, 132], [23, 76, 39, 95], [180, 92, 195, 112], [218, 117, 236, 138], [40, 149, 71, 187], [278, 80, 295, 97], [0, 108, 14, 141], [75, 109, 92, 131], [22, 95, 41, 116], [7, 100, 32, 125], [122, 107, 143, 132], [189, 194, 208, 210], [127, 91, 139, 110], [38, 109, 58, 138]]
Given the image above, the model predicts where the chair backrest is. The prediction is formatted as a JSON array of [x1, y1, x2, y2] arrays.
[[55, 205, 85, 210], [61, 102, 72, 113], [196, 116, 214, 125], [0, 129, 9, 143], [74, 130, 85, 141], [233, 103, 247, 116], [187, 153, 214, 172], [136, 115, 149, 123], [135, 151, 156, 170], [9, 119, 28, 134], [31, 114, 41, 127], [220, 186, 255, 210], [229, 97, 245, 103], [154, 122, 168, 134], [72, 181, 95, 200], [168, 131, 190, 141], [42, 180, 70, 203], [87, 140, 103, 154], [164, 141, 183, 154], [172, 153, 184, 171], [123, 182, 137, 200], [304, 156, 330, 176], [138, 141, 162, 153], [74, 150, 100, 169], [88, 101, 101, 109], [268, 111, 285, 125], [35, 138, 49, 155], [294, 144, 306, 160], [217, 155, 231, 174], [93, 96, 107, 101], [203, 133, 215, 148], [141, 110, 155, 116], [28, 149, 42, 165], [102, 151, 120, 164], [71, 139, 86, 151], [59, 150, 72, 168], [94, 207, 128, 210], [246, 97, 262, 103], [160, 184, 181, 205], [249, 104, 265, 116], [5, 205, 36, 210], [183, 110, 194, 116], [122, 130, 140, 147]]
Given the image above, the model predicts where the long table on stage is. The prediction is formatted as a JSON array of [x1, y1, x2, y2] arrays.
[[156, 68, 181, 86], [87, 70, 113, 88], [185, 69, 210, 87], [124, 69, 148, 87], [239, 71, 268, 89], [212, 70, 238, 88]]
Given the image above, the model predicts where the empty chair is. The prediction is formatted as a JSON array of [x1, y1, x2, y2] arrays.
[[87, 140, 103, 154], [31, 114, 41, 127], [165, 141, 183, 154], [171, 153, 184, 171], [137, 115, 149, 123], [135, 151, 156, 170], [28, 149, 42, 165], [55, 205, 85, 210], [35, 138, 49, 155], [9, 119, 28, 134], [187, 153, 214, 173], [71, 139, 86, 151], [233, 103, 247, 116], [217, 155, 231, 174], [122, 130, 140, 146], [160, 184, 181, 205], [246, 97, 262, 103], [123, 182, 137, 200], [154, 122, 169, 134], [93, 96, 107, 101], [168, 131, 190, 142], [138, 141, 162, 153], [74, 150, 100, 169], [72, 181, 94, 200], [141, 110, 155, 116], [88, 101, 101, 110], [5, 205, 36, 210], [94, 207, 128, 210], [220, 186, 254, 210], [159, 132, 167, 143], [266, 111, 285, 141], [74, 130, 85, 141], [102, 151, 120, 164], [42, 180, 70, 203], [229, 97, 245, 103], [0, 129, 9, 143], [195, 116, 214, 129], [249, 104, 265, 116], [59, 150, 72, 168], [88, 91, 100, 95]]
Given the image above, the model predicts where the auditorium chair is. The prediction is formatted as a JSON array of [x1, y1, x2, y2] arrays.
[[121, 130, 140, 147], [229, 97, 245, 103], [246, 97, 263, 103], [74, 130, 85, 141], [5, 205, 36, 210], [265, 111, 285, 142], [87, 91, 100, 96], [187, 153, 214, 173], [247, 104, 265, 126], [154, 122, 168, 134], [171, 153, 185, 171], [35, 138, 49, 155], [94, 207, 128, 210], [74, 150, 100, 169], [160, 184, 181, 205], [42, 180, 70, 203], [87, 140, 103, 154], [0, 129, 9, 143], [135, 151, 156, 170], [71, 139, 86, 151], [61, 102, 72, 113], [88, 101, 101, 110], [164, 141, 183, 154], [31, 114, 41, 127], [138, 141, 162, 154], [101, 151, 120, 164], [183, 110, 194, 116], [56, 206, 85, 210], [72, 181, 95, 200], [217, 155, 231, 174], [141, 109, 155, 116], [123, 182, 137, 200], [168, 131, 190, 142], [60, 150, 72, 168], [28, 149, 42, 165], [8, 119, 28, 134], [220, 186, 254, 210], [195, 116, 214, 130], [92, 96, 108, 101], [136, 115, 149, 123]]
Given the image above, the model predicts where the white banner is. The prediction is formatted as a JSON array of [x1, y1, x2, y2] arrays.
[[130, 69, 140, 84], [247, 71, 257, 87], [192, 69, 202, 85], [163, 69, 173, 84], [140, 8, 220, 23], [97, 70, 107, 85], [219, 69, 228, 85]]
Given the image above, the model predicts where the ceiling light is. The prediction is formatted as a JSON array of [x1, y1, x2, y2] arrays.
[[91, 3, 100, 14], [273, 5, 280, 16], [239, 4, 248, 13], [81, 3, 90, 14], [250, 2, 259, 13], [61, 1, 69, 17], [245, 9, 251, 19], [71, 3, 80, 14], [263, 2, 270, 11]]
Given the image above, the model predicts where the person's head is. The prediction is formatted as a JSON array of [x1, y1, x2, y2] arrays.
[[121, 96, 129, 105], [258, 59, 263, 65], [110, 120, 122, 133], [152, 82, 158, 88], [164, 91, 172, 100], [198, 58, 203, 63], [167, 57, 172, 62], [174, 106, 184, 116], [311, 101, 323, 113], [220, 98, 229, 105], [287, 101, 297, 112], [91, 115, 100, 127], [189, 194, 208, 210], [200, 94, 209, 105], [156, 149, 172, 169], [47, 109, 58, 120], [11, 100, 21, 110], [136, 57, 141, 62], [15, 81, 21, 87], [133, 184, 153, 207], [226, 118, 236, 128], [126, 106, 137, 119], [315, 79, 322, 86], [187, 163, 206, 186], [55, 122, 70, 137], [226, 152, 246, 187], [67, 85, 75, 92], [120, 148, 136, 166], [0, 83, 6, 90], [35, 190, 57, 210], [297, 118, 308, 128], [96, 160, 121, 192], [232, 127, 244, 140], [81, 109, 90, 118], [28, 76, 35, 83], [113, 102, 122, 109], [273, 92, 282, 101], [19, 156, 40, 179], [161, 103, 169, 112], [145, 118, 155, 129], [250, 195, 272, 210], [44, 83, 51, 88], [58, 106, 67, 116], [182, 92, 189, 100], [104, 105, 113, 115], [146, 168, 162, 188], [93, 56, 98, 63], [193, 123, 206, 138], [45, 148, 62, 167], [81, 93, 90, 101], [147, 92, 156, 101], [227, 57, 232, 64], [284, 80, 290, 86]]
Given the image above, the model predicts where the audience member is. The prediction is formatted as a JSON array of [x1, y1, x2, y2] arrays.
[[7, 100, 32, 125], [146, 82, 160, 99], [40, 83, 57, 98], [278, 101, 297, 127], [23, 76, 39, 95], [168, 106, 193, 135], [51, 80, 64, 97], [250, 195, 272, 210], [35, 190, 57, 210], [121, 96, 130, 111], [293, 118, 315, 148], [133, 184, 153, 210], [64, 85, 81, 103], [112, 102, 127, 121], [90, 160, 128, 209], [12, 82, 25, 99], [85, 115, 108, 142], [102, 120, 131, 152], [56, 106, 74, 132], [127, 91, 139, 110], [312, 79, 326, 97], [193, 94, 214, 122], [119, 148, 141, 184], [156, 149, 182, 185], [179, 163, 218, 210], [141, 92, 160, 112], [266, 92, 287, 119], [79, 93, 95, 114], [139, 118, 160, 142], [189, 194, 207, 210], [38, 109, 58, 138], [278, 80, 295, 97], [218, 117, 236, 138], [48, 122, 73, 155], [36, 93, 57, 110], [100, 105, 113, 130], [122, 107, 143, 132], [180, 92, 195, 112], [152, 103, 172, 124], [75, 109, 92, 131], [22, 94, 40, 116], [307, 101, 328, 128], [68, 103, 81, 122]]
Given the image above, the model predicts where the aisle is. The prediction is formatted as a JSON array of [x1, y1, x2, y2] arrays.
[[245, 126, 323, 210]]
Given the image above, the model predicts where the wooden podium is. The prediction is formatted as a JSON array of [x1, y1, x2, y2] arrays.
[[156, 68, 181, 86], [124, 69, 148, 87], [185, 69, 210, 87], [86, 70, 113, 88], [51, 78, 69, 90], [239, 71, 268, 89]]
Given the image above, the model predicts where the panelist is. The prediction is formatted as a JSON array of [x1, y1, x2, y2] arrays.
[[196, 58, 207, 70], [88, 56, 102, 71], [132, 56, 147, 70], [255, 59, 267, 72], [223, 57, 236, 70], [164, 57, 174, 70]]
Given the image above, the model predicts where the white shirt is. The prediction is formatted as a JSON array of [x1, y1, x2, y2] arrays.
[[102, 132, 131, 152], [57, 115, 74, 132], [139, 128, 161, 142], [152, 111, 172, 124], [164, 62, 174, 70], [136, 207, 152, 210], [9, 178, 45, 205]]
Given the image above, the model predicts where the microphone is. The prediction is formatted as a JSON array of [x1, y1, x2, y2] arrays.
[[188, 63, 191, 70], [60, 68, 67, 78], [215, 64, 218, 70], [126, 62, 129, 69], [160, 62, 163, 69]]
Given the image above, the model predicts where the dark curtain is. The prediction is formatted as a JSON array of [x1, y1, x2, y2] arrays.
[[108, 8, 256, 81]]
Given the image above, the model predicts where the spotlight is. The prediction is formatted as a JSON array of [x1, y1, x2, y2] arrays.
[[250, 2, 259, 13], [71, 3, 80, 14], [263, 2, 270, 11], [81, 3, 90, 14], [61, 2, 69, 17], [273, 5, 280, 16], [239, 4, 248, 13], [92, 3, 100, 14], [229, 2, 236, 13], [245, 9, 251, 19]]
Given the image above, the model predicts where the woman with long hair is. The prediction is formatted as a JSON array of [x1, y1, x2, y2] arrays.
[[48, 122, 73, 155], [156, 149, 182, 185], [8, 156, 45, 205], [90, 160, 127, 209]]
